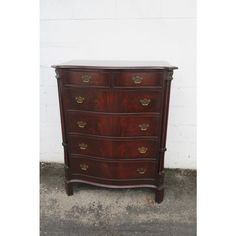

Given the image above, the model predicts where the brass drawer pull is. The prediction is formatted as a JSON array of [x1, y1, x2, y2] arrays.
[[138, 147, 148, 154], [140, 98, 151, 106], [81, 74, 92, 83], [79, 143, 88, 150], [132, 75, 143, 84], [77, 121, 87, 128], [75, 96, 85, 104], [138, 123, 149, 131], [80, 163, 88, 171], [136, 168, 146, 175]]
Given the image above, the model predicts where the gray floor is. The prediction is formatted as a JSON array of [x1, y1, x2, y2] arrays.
[[40, 163, 196, 236]]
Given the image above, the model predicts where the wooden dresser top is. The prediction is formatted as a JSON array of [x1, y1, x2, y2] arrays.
[[52, 60, 178, 70]]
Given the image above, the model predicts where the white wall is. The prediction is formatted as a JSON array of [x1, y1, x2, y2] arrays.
[[40, 0, 196, 169]]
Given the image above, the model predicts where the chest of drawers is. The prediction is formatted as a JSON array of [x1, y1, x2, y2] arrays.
[[52, 60, 177, 203]]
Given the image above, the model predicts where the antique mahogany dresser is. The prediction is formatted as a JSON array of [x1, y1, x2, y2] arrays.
[[52, 60, 177, 203]]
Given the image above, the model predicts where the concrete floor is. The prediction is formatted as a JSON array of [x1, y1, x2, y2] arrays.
[[40, 163, 196, 236]]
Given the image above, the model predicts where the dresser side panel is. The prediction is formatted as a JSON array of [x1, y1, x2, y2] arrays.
[[55, 69, 70, 170], [158, 70, 173, 173]]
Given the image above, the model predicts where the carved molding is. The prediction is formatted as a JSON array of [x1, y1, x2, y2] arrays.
[[67, 179, 158, 189], [55, 69, 60, 79], [62, 142, 67, 147], [165, 70, 173, 81], [64, 165, 70, 179], [159, 147, 167, 153], [156, 171, 165, 186]]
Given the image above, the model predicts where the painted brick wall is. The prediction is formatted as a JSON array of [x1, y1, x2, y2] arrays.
[[40, 0, 196, 169]]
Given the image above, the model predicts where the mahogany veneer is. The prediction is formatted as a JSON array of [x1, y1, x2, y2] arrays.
[[63, 88, 162, 112], [68, 134, 158, 159], [52, 60, 177, 203], [65, 111, 161, 136]]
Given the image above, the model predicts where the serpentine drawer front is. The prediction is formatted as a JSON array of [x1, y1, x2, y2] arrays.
[[67, 134, 158, 159], [52, 60, 177, 203], [65, 111, 161, 137]]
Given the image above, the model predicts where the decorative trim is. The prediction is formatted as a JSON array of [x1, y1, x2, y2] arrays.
[[55, 69, 60, 80], [71, 172, 155, 181], [64, 165, 70, 180], [159, 147, 167, 152], [158, 73, 172, 173], [165, 70, 173, 81], [67, 179, 158, 189], [156, 171, 165, 186]]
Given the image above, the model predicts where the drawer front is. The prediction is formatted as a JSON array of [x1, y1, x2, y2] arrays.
[[66, 111, 112, 136], [68, 135, 158, 159], [113, 90, 162, 113], [61, 69, 109, 87], [70, 157, 156, 179], [114, 70, 164, 87], [63, 88, 162, 113], [114, 116, 160, 136], [63, 87, 109, 112], [65, 111, 161, 137]]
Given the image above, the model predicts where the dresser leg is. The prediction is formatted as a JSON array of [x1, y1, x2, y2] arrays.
[[65, 182, 73, 196], [155, 188, 164, 203]]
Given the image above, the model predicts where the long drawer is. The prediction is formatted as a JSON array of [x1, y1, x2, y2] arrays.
[[70, 157, 156, 179], [65, 111, 161, 137], [63, 87, 162, 113], [67, 135, 158, 159]]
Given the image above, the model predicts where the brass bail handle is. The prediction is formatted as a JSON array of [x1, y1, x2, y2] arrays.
[[132, 75, 143, 84], [140, 98, 151, 106], [79, 143, 88, 150], [77, 121, 87, 128], [138, 147, 148, 154], [139, 123, 149, 131], [81, 74, 92, 83], [80, 163, 88, 171], [136, 168, 146, 174], [75, 96, 85, 104]]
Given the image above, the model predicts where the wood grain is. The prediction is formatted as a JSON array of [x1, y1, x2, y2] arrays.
[[54, 63, 176, 203]]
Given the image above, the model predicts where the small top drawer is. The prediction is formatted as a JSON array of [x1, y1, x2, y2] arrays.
[[113, 70, 164, 88], [61, 69, 110, 87]]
